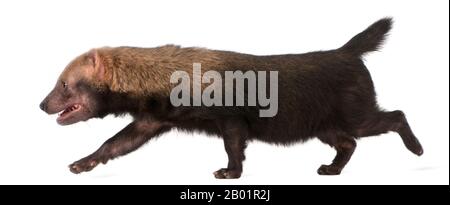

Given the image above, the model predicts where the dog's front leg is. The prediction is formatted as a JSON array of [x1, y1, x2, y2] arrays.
[[69, 119, 169, 174]]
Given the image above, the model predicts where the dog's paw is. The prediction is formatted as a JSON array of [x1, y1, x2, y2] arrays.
[[213, 168, 242, 179], [317, 164, 342, 175], [69, 157, 100, 174]]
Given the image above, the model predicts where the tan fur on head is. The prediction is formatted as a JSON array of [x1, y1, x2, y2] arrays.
[[59, 49, 108, 88]]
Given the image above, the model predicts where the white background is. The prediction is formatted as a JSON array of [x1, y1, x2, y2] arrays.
[[0, 0, 448, 185]]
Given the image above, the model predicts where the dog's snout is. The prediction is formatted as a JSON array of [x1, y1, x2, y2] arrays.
[[40, 100, 48, 112]]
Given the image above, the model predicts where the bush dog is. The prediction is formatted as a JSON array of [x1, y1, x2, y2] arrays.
[[40, 18, 423, 178]]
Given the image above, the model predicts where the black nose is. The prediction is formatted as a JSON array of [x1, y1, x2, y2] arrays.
[[40, 101, 48, 112]]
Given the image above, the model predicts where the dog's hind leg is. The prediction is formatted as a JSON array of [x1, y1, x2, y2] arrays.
[[317, 131, 357, 175], [355, 110, 423, 156]]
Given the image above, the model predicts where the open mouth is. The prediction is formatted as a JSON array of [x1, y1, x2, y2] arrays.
[[57, 104, 82, 123]]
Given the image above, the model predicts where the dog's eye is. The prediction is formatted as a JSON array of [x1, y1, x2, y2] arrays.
[[62, 81, 68, 89]]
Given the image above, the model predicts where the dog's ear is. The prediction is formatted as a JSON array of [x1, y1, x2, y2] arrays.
[[87, 49, 105, 80]]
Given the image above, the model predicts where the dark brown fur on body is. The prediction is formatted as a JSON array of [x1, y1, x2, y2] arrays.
[[40, 18, 423, 178]]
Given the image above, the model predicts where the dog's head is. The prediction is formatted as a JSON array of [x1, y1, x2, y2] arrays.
[[40, 50, 108, 125]]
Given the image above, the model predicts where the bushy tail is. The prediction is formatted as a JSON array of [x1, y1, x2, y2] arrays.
[[340, 18, 393, 56]]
